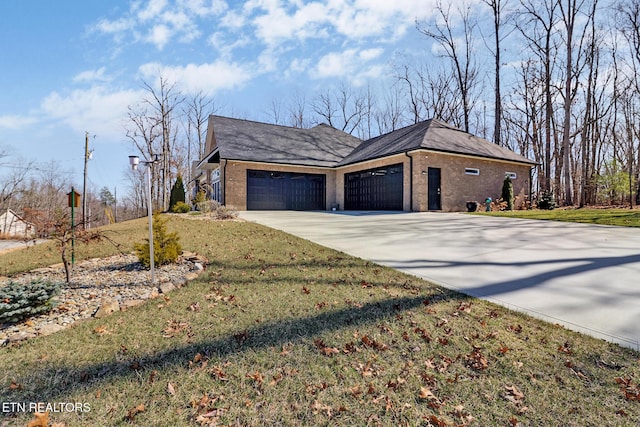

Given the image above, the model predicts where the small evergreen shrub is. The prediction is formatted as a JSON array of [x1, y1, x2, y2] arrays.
[[0, 280, 60, 324], [171, 201, 191, 213], [193, 189, 207, 207], [169, 175, 186, 212], [501, 176, 515, 210], [134, 213, 182, 268], [537, 190, 556, 210]]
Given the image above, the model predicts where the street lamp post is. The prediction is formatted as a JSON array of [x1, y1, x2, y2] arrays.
[[129, 154, 160, 284]]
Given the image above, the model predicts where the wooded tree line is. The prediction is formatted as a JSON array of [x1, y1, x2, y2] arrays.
[[263, 0, 640, 207], [0, 155, 125, 233], [9, 0, 639, 222], [124, 0, 640, 210]]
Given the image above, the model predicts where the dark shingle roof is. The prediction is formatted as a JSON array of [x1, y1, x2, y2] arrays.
[[338, 119, 537, 166], [210, 116, 362, 167], [204, 116, 535, 169]]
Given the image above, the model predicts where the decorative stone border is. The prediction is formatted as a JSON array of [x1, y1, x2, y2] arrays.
[[0, 251, 208, 345]]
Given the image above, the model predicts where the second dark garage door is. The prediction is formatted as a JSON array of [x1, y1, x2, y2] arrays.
[[247, 170, 326, 210], [344, 163, 403, 210]]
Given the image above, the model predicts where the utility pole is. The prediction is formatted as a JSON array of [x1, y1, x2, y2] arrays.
[[82, 132, 93, 230]]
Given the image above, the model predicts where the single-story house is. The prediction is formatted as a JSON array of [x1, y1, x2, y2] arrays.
[[194, 116, 536, 212], [0, 208, 35, 238]]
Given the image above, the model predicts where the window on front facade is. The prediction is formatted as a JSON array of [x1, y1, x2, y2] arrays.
[[465, 168, 480, 175], [505, 172, 517, 179]]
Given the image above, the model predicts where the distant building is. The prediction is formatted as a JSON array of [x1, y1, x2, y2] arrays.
[[0, 209, 35, 238]]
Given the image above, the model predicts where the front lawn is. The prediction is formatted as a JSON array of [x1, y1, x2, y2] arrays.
[[1, 215, 639, 426], [474, 207, 640, 227]]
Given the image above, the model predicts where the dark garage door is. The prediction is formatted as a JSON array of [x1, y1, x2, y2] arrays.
[[344, 164, 403, 210], [247, 170, 326, 210]]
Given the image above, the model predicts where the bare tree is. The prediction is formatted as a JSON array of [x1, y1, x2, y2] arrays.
[[481, 0, 511, 145], [417, 1, 480, 133], [312, 83, 367, 135], [517, 0, 560, 193], [126, 75, 184, 211], [184, 91, 218, 201]]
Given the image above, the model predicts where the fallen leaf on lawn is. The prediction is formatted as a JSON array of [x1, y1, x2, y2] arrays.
[[503, 385, 525, 405], [558, 341, 573, 354], [418, 386, 438, 401], [234, 330, 249, 344], [465, 347, 489, 371], [269, 373, 284, 386], [314, 338, 339, 356], [162, 319, 190, 338], [167, 382, 176, 395], [428, 414, 448, 426], [246, 370, 264, 386], [9, 380, 21, 390], [93, 325, 111, 335], [27, 412, 49, 427], [349, 384, 362, 396], [125, 404, 145, 421]]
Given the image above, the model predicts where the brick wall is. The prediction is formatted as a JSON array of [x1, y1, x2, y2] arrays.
[[221, 160, 336, 210], [219, 153, 532, 212], [411, 151, 532, 212]]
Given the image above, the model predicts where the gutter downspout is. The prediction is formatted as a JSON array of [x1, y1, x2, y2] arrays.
[[405, 152, 414, 212], [529, 165, 534, 210], [222, 159, 227, 206]]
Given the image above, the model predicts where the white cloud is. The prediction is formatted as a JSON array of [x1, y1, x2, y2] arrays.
[[92, 0, 225, 51], [40, 87, 143, 139], [220, 9, 245, 28], [73, 67, 111, 84], [313, 47, 384, 80], [93, 16, 135, 35], [137, 0, 169, 21], [0, 115, 37, 130], [246, 1, 330, 45], [178, 0, 228, 16], [146, 24, 172, 49], [359, 48, 384, 61], [138, 61, 253, 94]]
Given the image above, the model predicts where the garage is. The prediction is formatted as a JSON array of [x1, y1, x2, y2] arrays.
[[247, 170, 326, 210], [344, 164, 403, 210]]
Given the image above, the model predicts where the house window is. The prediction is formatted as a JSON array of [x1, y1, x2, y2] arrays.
[[505, 172, 517, 179], [465, 168, 480, 176]]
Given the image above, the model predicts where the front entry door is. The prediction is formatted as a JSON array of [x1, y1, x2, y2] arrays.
[[427, 167, 441, 210]]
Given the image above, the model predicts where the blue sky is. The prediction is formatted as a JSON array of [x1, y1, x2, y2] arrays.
[[0, 0, 444, 195]]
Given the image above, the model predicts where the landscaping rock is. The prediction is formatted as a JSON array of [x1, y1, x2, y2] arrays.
[[38, 323, 65, 336], [121, 299, 145, 310], [185, 272, 200, 281], [0, 253, 205, 342], [93, 299, 120, 318], [9, 331, 36, 343], [172, 277, 187, 288], [159, 282, 176, 294]]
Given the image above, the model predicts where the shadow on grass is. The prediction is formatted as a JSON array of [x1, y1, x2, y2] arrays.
[[3, 291, 462, 405]]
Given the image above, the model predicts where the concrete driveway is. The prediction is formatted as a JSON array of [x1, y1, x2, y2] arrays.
[[239, 211, 640, 348]]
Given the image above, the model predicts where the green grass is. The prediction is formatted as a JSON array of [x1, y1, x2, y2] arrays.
[[1, 215, 640, 426], [473, 207, 640, 227]]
